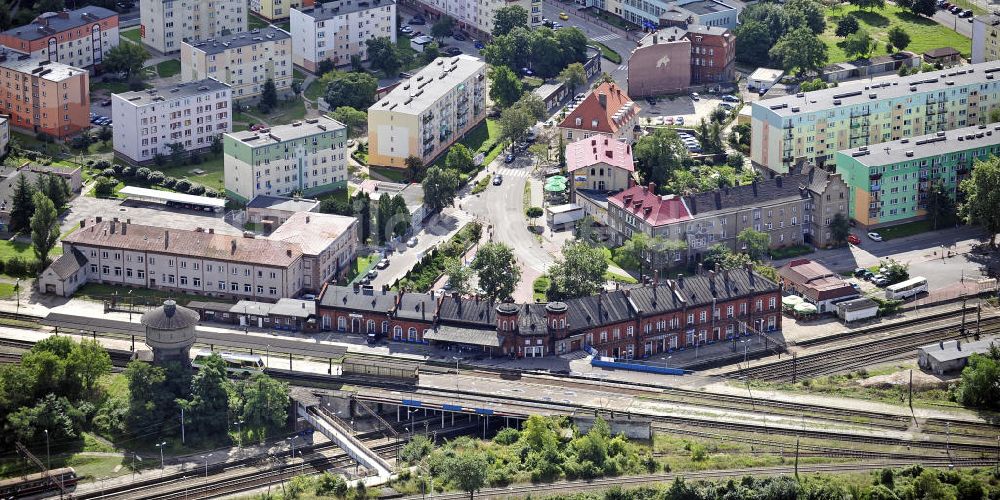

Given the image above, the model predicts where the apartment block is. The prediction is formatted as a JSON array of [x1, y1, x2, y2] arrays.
[[181, 27, 292, 100], [368, 55, 486, 168], [290, 0, 396, 72], [408, 0, 541, 38], [0, 57, 89, 138], [834, 124, 998, 229], [0, 7, 119, 71], [224, 115, 348, 202], [751, 62, 1000, 174], [140, 0, 245, 54], [619, 0, 740, 30], [973, 13, 1000, 63], [251, 0, 315, 21], [111, 78, 232, 165], [39, 215, 356, 298]]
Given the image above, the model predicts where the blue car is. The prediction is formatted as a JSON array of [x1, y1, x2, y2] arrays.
[[504, 153, 515, 163], [474, 40, 484, 49]]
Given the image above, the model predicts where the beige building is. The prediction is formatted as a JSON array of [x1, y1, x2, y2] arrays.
[[409, 0, 540, 38], [0, 57, 90, 139], [251, 0, 315, 20], [290, 0, 396, 72], [368, 55, 486, 168], [40, 214, 358, 298], [181, 26, 292, 101], [140, 0, 246, 54], [973, 13, 1000, 63]]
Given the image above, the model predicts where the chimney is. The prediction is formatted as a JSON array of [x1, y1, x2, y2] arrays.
[[80, 220, 86, 228], [957, 340, 962, 350], [121, 222, 127, 235], [209, 228, 214, 234], [653, 33, 659, 44], [746, 263, 755, 286], [648, 182, 655, 194], [654, 270, 659, 288], [751, 180, 758, 196], [96, 216, 102, 223], [231, 239, 237, 254], [286, 249, 292, 257], [110, 222, 116, 234], [306, 216, 311, 223], [598, 92, 607, 108], [698, 262, 704, 275], [164, 230, 170, 248], [677, 274, 685, 289], [776, 175, 783, 188], [709, 270, 717, 296]]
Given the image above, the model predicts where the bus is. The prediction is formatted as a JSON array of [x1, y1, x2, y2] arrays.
[[885, 276, 928, 300], [0, 467, 77, 498], [192, 350, 265, 376]]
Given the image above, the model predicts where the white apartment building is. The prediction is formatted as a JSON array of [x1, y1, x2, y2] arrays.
[[181, 26, 293, 100], [223, 116, 348, 202], [410, 0, 540, 36], [290, 0, 396, 72], [367, 55, 486, 168], [0, 7, 120, 71], [40, 216, 360, 298], [111, 79, 232, 164], [139, 0, 246, 54]]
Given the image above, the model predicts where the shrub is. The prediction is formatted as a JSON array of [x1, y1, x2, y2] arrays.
[[162, 177, 178, 188], [175, 179, 192, 192], [112, 163, 125, 175], [135, 167, 151, 180], [101, 168, 116, 178], [121, 166, 135, 178], [96, 160, 111, 170], [533, 276, 551, 293], [148, 171, 165, 184], [94, 176, 118, 197], [4, 257, 32, 277], [187, 184, 206, 196]]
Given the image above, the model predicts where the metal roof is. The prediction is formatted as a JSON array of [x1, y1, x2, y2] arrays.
[[119, 186, 227, 208], [423, 325, 501, 347], [184, 26, 290, 55], [838, 124, 1000, 166], [113, 79, 230, 107]]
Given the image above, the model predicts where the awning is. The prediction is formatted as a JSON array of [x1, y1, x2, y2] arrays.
[[423, 325, 501, 347]]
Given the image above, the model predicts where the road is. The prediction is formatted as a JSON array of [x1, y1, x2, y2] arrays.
[[540, 0, 639, 84], [368, 208, 475, 289], [931, 7, 973, 38]]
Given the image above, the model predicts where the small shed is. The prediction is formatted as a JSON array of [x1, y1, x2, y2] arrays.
[[410, 35, 434, 52], [546, 203, 585, 230], [923, 47, 962, 67], [748, 68, 784, 92], [917, 337, 998, 375], [836, 297, 878, 323]]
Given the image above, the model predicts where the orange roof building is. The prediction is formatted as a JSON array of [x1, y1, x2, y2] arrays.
[[558, 82, 640, 144]]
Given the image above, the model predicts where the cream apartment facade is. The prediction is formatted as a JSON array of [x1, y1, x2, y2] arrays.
[[224, 116, 348, 202], [111, 79, 232, 165], [140, 0, 246, 54], [751, 61, 1000, 174], [290, 0, 396, 72], [266, 212, 359, 290], [251, 0, 315, 20], [404, 0, 540, 37], [368, 55, 486, 168], [973, 13, 1000, 63], [181, 27, 292, 101]]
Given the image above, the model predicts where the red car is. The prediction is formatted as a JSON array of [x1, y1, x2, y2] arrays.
[[847, 234, 861, 245]]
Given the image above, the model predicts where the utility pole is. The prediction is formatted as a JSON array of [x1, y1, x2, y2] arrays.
[[960, 296, 968, 335], [794, 437, 800, 479], [181, 408, 186, 445], [792, 352, 797, 383], [908, 370, 913, 409], [156, 441, 167, 475], [43, 429, 49, 470]]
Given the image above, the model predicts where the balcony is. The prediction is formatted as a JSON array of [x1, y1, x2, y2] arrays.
[[423, 135, 434, 146], [422, 143, 435, 155], [422, 113, 434, 124]]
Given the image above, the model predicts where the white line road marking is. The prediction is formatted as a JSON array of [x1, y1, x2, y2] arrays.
[[590, 33, 620, 42]]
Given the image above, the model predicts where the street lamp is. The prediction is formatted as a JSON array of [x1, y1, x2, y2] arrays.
[[14, 278, 20, 318], [233, 419, 244, 450], [452, 356, 460, 371], [200, 453, 212, 482], [266, 344, 271, 369], [43, 429, 49, 470], [155, 441, 167, 473], [127, 289, 134, 321]]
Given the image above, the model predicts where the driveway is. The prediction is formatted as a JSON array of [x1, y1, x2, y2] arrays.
[[368, 208, 475, 289]]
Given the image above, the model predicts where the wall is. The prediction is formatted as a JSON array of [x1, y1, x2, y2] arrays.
[[627, 39, 692, 97], [574, 416, 652, 440]]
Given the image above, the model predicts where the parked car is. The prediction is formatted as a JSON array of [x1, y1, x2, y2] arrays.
[[453, 32, 466, 41], [410, 16, 426, 24], [867, 231, 883, 242], [722, 94, 739, 103], [520, 67, 534, 76], [559, 11, 569, 19], [854, 268, 867, 278], [862, 270, 875, 281], [406, 236, 418, 247], [400, 25, 413, 33], [445, 47, 462, 56], [646, 97, 658, 105], [961, 9, 973, 17], [100, 99, 112, 107], [675, 116, 684, 125], [873, 275, 890, 287], [552, 22, 562, 29], [690, 92, 700, 101], [719, 102, 735, 110], [492, 174, 503, 185], [474, 40, 485, 49], [376, 259, 390, 269], [847, 234, 860, 245], [504, 153, 515, 163], [366, 270, 379, 280], [950, 5, 962, 13]]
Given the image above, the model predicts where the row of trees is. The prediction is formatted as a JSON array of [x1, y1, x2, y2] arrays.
[[482, 23, 590, 79], [8, 173, 69, 268], [444, 241, 521, 301], [734, 0, 828, 75]]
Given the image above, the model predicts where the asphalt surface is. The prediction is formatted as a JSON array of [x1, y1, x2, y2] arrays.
[[540, 0, 640, 84]]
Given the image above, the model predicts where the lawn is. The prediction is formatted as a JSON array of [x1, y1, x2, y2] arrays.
[[0, 240, 36, 261], [875, 219, 934, 240], [155, 154, 226, 191], [235, 98, 307, 127], [155, 59, 181, 78], [591, 40, 622, 64], [0, 282, 16, 299], [821, 4, 971, 64], [305, 78, 326, 101], [74, 282, 229, 305], [345, 254, 378, 283], [248, 13, 270, 30], [120, 27, 141, 44], [90, 80, 150, 94], [369, 165, 411, 182]]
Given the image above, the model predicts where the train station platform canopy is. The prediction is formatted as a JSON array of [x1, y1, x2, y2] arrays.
[[422, 325, 501, 347], [119, 186, 227, 211]]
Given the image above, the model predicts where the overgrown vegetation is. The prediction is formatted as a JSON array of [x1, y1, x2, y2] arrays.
[[395, 222, 483, 292]]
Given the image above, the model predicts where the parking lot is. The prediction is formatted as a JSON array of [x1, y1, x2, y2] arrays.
[[635, 94, 730, 130]]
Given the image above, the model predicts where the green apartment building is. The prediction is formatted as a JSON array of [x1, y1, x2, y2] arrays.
[[224, 116, 347, 203], [752, 62, 1000, 173], [834, 124, 1000, 228]]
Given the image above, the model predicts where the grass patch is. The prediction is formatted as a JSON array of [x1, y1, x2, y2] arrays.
[[521, 75, 545, 91], [155, 60, 181, 78], [74, 282, 230, 305], [875, 219, 934, 240], [346, 254, 378, 283], [821, 4, 971, 64], [155, 154, 225, 191], [471, 175, 491, 194], [248, 13, 270, 30], [305, 78, 326, 101], [591, 40, 622, 64], [235, 98, 307, 127], [90, 80, 150, 94], [396, 38, 426, 73], [0, 240, 36, 261], [121, 28, 141, 44], [533, 275, 550, 302], [768, 244, 815, 260], [0, 282, 16, 300], [370, 165, 411, 182], [605, 269, 638, 284]]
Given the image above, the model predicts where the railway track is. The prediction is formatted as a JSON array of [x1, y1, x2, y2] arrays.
[[726, 316, 1000, 382]]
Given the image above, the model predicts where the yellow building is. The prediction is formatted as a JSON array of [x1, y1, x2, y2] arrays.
[[181, 26, 293, 101], [250, 0, 315, 21]]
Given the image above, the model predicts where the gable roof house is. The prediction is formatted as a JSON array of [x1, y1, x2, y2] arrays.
[[558, 82, 641, 144]]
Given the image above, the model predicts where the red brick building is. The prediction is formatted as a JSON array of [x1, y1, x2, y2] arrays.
[[316, 267, 781, 359], [626, 23, 734, 96], [686, 24, 735, 85]]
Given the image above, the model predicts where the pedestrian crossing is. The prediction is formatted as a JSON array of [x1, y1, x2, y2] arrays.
[[491, 166, 534, 178], [591, 33, 620, 42], [616, 63, 628, 72]]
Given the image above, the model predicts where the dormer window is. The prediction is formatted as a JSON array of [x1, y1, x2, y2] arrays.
[[575, 117, 582, 126], [591, 119, 598, 128]]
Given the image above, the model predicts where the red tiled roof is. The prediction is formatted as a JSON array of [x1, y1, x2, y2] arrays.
[[558, 82, 640, 135], [778, 259, 858, 303], [608, 183, 691, 227], [565, 135, 635, 172]]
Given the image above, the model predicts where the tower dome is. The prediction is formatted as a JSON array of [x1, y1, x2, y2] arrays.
[[141, 300, 200, 365]]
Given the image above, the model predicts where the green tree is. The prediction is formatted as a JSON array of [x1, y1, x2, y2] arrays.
[[324, 72, 379, 110], [8, 173, 35, 234], [331, 106, 368, 138], [493, 5, 528, 36], [472, 242, 520, 302], [769, 27, 828, 75], [103, 42, 149, 80], [354, 193, 372, 244], [738, 228, 770, 261], [925, 181, 956, 230], [259, 78, 278, 111], [526, 206, 544, 227], [843, 29, 877, 59], [46, 175, 70, 209], [389, 194, 411, 238], [557, 135, 566, 167], [960, 156, 1000, 247], [239, 373, 289, 437], [405, 155, 425, 181], [614, 232, 652, 278], [849, 0, 885, 10], [500, 105, 534, 145], [0, 2, 11, 31], [489, 65, 524, 109], [30, 191, 59, 268], [786, 0, 826, 34], [444, 453, 488, 500], [559, 62, 588, 98], [829, 212, 851, 245], [98, 125, 113, 145], [431, 15, 455, 39], [633, 128, 686, 191], [733, 20, 772, 66], [887, 26, 911, 52], [8, 393, 82, 443], [516, 93, 547, 121], [911, 0, 937, 16], [421, 165, 460, 212], [69, 340, 111, 393], [444, 259, 473, 295], [179, 353, 231, 439], [548, 241, 608, 300], [422, 41, 441, 63], [365, 37, 402, 77], [445, 143, 475, 173], [124, 360, 169, 434], [529, 31, 565, 77], [835, 15, 860, 37]]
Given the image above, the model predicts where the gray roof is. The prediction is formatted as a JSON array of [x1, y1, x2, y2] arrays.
[[924, 47, 961, 58], [627, 268, 777, 316], [246, 195, 321, 213], [423, 325, 500, 347], [1, 7, 117, 41], [185, 300, 237, 312], [437, 295, 496, 327], [226, 116, 345, 147], [565, 290, 635, 332], [296, 0, 395, 21], [185, 26, 290, 55], [920, 337, 998, 363], [141, 300, 200, 330], [113, 79, 230, 107], [678, 0, 735, 14], [755, 61, 1000, 118], [371, 55, 485, 116], [838, 124, 1000, 166], [268, 298, 314, 318], [0, 57, 85, 82], [684, 24, 730, 36], [682, 170, 816, 217], [394, 292, 436, 321], [836, 297, 878, 312], [47, 247, 87, 279], [232, 300, 274, 317], [320, 285, 397, 313]]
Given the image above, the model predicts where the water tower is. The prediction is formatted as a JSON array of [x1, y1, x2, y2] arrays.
[[141, 300, 199, 365]]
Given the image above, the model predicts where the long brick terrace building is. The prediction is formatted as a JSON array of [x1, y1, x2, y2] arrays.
[[317, 267, 781, 359]]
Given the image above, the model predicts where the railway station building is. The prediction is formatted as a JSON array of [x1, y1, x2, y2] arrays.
[[316, 266, 782, 359]]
